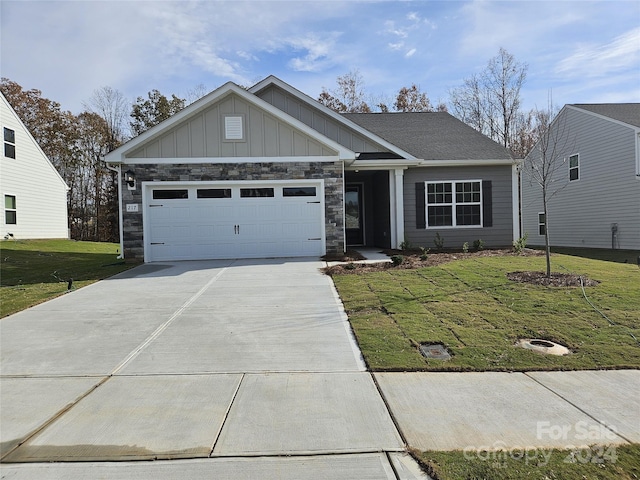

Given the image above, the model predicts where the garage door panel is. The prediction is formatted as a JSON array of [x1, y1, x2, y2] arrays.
[[146, 182, 325, 261]]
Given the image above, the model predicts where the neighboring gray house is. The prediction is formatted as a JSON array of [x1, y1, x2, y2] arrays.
[[521, 104, 640, 250], [104, 76, 518, 262]]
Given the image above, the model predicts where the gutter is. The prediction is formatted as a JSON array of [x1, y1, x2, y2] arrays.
[[104, 162, 124, 260]]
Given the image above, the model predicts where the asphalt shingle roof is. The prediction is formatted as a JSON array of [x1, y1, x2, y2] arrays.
[[343, 112, 513, 161], [571, 103, 640, 128]]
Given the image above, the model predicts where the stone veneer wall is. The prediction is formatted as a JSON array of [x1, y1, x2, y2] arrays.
[[121, 161, 344, 261]]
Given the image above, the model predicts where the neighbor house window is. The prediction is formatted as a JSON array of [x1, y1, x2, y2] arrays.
[[4, 128, 16, 159], [5, 195, 16, 224], [538, 212, 546, 235], [569, 154, 579, 181], [426, 180, 482, 227]]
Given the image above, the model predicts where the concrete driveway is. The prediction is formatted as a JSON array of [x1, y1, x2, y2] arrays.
[[1, 259, 425, 479]]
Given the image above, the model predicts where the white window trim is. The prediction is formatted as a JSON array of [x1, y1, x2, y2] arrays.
[[538, 212, 546, 236], [568, 153, 579, 182], [4, 127, 16, 159], [4, 194, 17, 225], [425, 179, 483, 229]]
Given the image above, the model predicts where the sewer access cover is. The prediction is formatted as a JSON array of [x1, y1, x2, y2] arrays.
[[419, 343, 451, 360], [517, 338, 570, 356]]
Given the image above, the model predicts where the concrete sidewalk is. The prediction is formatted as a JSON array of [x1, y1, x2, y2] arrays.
[[2, 258, 637, 479], [0, 259, 423, 479]]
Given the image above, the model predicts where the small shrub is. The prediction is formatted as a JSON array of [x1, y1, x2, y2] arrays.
[[344, 262, 357, 270], [462, 242, 469, 253], [434, 232, 444, 250], [513, 233, 529, 254], [390, 255, 404, 266], [473, 239, 485, 251], [419, 247, 430, 260], [399, 240, 412, 251]]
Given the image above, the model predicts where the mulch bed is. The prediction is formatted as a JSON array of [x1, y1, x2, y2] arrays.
[[323, 248, 598, 287]]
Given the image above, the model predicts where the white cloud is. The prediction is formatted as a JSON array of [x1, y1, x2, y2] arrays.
[[555, 27, 640, 78], [405, 48, 417, 58]]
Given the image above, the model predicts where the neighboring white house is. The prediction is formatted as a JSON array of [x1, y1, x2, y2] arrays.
[[521, 103, 640, 250], [1, 92, 69, 239]]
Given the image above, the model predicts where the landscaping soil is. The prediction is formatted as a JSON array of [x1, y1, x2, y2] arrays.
[[324, 248, 598, 287]]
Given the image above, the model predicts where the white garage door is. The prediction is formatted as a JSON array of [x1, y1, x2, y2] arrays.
[[144, 181, 325, 262]]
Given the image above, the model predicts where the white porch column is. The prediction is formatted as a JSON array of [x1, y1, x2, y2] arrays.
[[389, 168, 405, 248]]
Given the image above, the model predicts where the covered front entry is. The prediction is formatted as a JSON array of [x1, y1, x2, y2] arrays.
[[143, 180, 325, 262], [345, 170, 392, 249]]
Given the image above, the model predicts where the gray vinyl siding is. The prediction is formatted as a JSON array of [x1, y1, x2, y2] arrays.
[[404, 166, 514, 248], [257, 85, 386, 153], [521, 107, 640, 250], [126, 93, 336, 159]]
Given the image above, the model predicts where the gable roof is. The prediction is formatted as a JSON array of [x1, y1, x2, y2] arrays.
[[570, 103, 640, 128], [343, 112, 513, 161], [105, 81, 355, 162], [250, 76, 417, 161], [0, 92, 68, 189]]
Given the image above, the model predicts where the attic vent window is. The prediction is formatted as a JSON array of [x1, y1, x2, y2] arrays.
[[224, 115, 244, 141]]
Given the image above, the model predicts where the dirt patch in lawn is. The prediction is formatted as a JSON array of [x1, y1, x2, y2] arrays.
[[507, 271, 599, 287]]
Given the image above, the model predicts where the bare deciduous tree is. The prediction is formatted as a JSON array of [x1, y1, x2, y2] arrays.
[[523, 105, 573, 277], [318, 70, 371, 113], [449, 48, 527, 154]]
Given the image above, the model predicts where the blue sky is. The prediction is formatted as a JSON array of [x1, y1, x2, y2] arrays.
[[1, 0, 639, 115]]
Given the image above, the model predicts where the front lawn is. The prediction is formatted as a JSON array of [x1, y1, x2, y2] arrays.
[[1, 239, 136, 317], [418, 443, 640, 480], [331, 251, 640, 371]]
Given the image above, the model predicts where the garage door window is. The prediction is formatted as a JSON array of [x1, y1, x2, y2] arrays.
[[240, 188, 274, 198], [197, 188, 232, 199], [153, 189, 188, 199], [283, 187, 316, 197]]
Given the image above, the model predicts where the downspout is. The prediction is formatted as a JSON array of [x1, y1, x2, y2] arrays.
[[512, 161, 522, 241], [105, 162, 124, 260]]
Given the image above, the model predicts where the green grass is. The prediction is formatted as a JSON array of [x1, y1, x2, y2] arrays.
[[418, 443, 640, 480], [332, 252, 640, 371], [1, 239, 136, 317]]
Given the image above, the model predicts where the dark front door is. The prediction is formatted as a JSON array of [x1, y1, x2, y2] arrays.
[[345, 184, 364, 245]]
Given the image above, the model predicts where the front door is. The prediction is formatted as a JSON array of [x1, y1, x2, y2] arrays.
[[345, 184, 364, 245]]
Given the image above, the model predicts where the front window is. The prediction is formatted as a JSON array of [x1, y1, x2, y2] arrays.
[[4, 128, 16, 159], [426, 180, 481, 227], [569, 154, 579, 181], [5, 195, 16, 224]]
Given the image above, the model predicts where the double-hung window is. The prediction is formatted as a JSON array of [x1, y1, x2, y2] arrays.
[[426, 180, 482, 227], [538, 212, 546, 235], [5, 195, 16, 224], [569, 154, 579, 181], [4, 128, 16, 159]]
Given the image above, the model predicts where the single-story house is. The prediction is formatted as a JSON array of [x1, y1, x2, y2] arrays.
[[1, 92, 69, 239], [104, 76, 518, 262], [521, 103, 640, 250]]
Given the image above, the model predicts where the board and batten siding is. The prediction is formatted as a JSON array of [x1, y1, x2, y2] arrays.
[[404, 165, 514, 248], [126, 93, 337, 159], [521, 107, 640, 250], [1, 95, 68, 239], [256, 85, 387, 153]]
